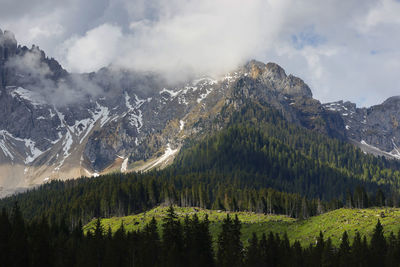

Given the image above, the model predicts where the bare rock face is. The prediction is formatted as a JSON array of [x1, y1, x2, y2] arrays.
[[231, 60, 344, 139], [323, 97, 400, 159], [244, 60, 313, 98]]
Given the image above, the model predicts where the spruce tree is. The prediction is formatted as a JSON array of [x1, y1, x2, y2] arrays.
[[321, 237, 335, 267], [292, 240, 304, 267], [370, 219, 387, 266], [338, 231, 351, 266], [217, 214, 243, 267], [141, 217, 161, 267], [351, 232, 366, 266], [245, 232, 262, 267], [9, 202, 29, 267], [162, 206, 184, 267], [195, 214, 214, 267], [0, 208, 11, 266]]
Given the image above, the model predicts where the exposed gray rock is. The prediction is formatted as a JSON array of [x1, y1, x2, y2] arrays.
[[323, 97, 400, 158]]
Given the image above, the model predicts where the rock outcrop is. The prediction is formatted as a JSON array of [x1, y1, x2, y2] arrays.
[[323, 97, 400, 159]]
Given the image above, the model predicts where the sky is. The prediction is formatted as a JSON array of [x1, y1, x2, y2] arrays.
[[1, 0, 400, 107]]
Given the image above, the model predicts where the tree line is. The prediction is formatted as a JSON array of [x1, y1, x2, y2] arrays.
[[1, 204, 399, 267], [1, 169, 396, 227], [2, 103, 400, 225]]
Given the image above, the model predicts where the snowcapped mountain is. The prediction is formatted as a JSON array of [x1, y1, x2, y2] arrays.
[[0, 29, 399, 196]]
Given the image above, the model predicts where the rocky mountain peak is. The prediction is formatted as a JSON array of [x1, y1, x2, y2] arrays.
[[0, 29, 17, 46], [381, 96, 400, 107], [244, 60, 287, 80], [0, 30, 17, 59], [0, 30, 68, 89], [243, 60, 312, 98]]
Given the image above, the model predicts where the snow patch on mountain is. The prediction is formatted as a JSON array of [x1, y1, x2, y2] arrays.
[[10, 87, 46, 106], [197, 88, 212, 103], [359, 139, 400, 160], [125, 93, 147, 130], [24, 139, 45, 164], [0, 137, 14, 160], [160, 88, 180, 98], [0, 130, 45, 163], [121, 158, 128, 172]]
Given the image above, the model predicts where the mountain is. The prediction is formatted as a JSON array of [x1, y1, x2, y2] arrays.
[[323, 98, 400, 159], [0, 29, 399, 196]]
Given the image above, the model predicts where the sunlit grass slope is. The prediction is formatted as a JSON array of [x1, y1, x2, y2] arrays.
[[84, 206, 400, 246]]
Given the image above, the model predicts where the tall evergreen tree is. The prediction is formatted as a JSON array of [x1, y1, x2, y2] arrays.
[[351, 231, 368, 267], [370, 219, 387, 266], [245, 232, 262, 267], [0, 208, 11, 266], [338, 231, 351, 266], [141, 217, 161, 267], [321, 237, 335, 267], [9, 202, 29, 267], [162, 206, 184, 267], [217, 214, 243, 267]]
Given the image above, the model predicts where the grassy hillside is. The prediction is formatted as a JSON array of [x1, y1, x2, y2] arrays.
[[84, 206, 400, 247]]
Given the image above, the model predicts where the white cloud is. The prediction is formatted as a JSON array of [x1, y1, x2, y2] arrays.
[[61, 0, 281, 79], [61, 24, 123, 73], [1, 0, 400, 106], [363, 0, 400, 29]]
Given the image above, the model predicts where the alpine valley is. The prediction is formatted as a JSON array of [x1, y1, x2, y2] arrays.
[[3, 25, 400, 266]]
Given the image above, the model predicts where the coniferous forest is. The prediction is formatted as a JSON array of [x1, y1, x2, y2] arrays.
[[1, 104, 400, 224], [2, 104, 400, 266], [0, 205, 399, 267]]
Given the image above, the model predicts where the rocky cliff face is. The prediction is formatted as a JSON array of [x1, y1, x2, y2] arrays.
[[323, 97, 400, 159], [0, 29, 395, 196], [0, 29, 17, 87]]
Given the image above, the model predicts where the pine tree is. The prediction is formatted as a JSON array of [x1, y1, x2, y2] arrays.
[[245, 232, 262, 267], [141, 217, 161, 267], [385, 231, 398, 267], [104, 222, 129, 267], [92, 218, 105, 267], [217, 214, 243, 267], [338, 231, 351, 266], [376, 188, 386, 207], [292, 240, 304, 267], [9, 202, 29, 267], [311, 231, 325, 266], [321, 237, 335, 267], [162, 206, 184, 267], [194, 214, 214, 267], [0, 208, 11, 266], [370, 219, 387, 266], [351, 232, 367, 267], [30, 217, 53, 267]]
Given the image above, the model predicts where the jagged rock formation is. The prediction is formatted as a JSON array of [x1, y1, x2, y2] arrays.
[[0, 29, 397, 196], [323, 97, 400, 159]]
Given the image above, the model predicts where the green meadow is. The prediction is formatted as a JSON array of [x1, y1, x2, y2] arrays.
[[84, 206, 400, 246]]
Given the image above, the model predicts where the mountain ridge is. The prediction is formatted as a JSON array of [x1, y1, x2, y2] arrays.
[[0, 29, 399, 196]]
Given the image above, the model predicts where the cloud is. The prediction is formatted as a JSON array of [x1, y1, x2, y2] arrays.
[[6, 47, 51, 77], [62, 0, 280, 80], [5, 48, 104, 106], [61, 24, 123, 73], [1, 0, 400, 106]]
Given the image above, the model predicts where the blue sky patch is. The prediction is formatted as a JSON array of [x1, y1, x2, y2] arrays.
[[291, 25, 325, 50]]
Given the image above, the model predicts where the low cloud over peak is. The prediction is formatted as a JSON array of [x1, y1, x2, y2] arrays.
[[1, 0, 400, 107]]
